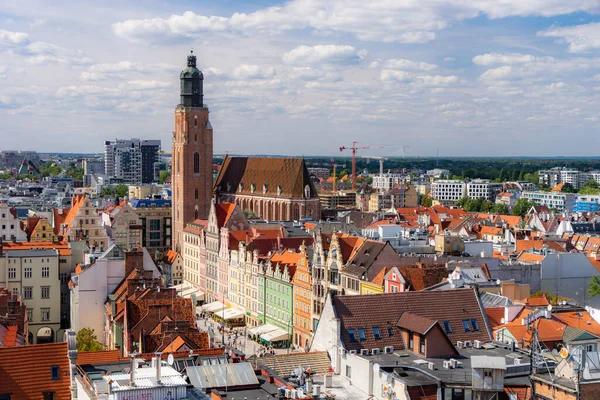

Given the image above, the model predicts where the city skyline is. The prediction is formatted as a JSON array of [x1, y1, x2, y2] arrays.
[[2, 1, 600, 156]]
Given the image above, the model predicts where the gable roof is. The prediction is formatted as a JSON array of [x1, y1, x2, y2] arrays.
[[215, 202, 236, 228], [333, 288, 490, 351], [0, 342, 70, 399], [398, 265, 448, 291], [215, 156, 318, 199]]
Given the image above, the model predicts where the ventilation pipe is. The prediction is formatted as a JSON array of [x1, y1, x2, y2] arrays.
[[129, 354, 137, 387], [155, 352, 162, 384]]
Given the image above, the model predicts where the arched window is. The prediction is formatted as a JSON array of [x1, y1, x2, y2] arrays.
[[194, 117, 198, 127], [194, 152, 200, 173], [195, 188, 199, 200], [195, 209, 199, 220]]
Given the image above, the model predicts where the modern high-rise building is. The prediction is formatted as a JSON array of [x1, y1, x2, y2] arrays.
[[104, 138, 161, 185], [171, 51, 214, 252]]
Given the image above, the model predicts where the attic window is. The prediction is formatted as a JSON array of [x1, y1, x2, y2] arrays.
[[357, 328, 367, 341], [263, 184, 268, 194], [348, 329, 357, 342], [250, 183, 256, 193], [462, 319, 471, 332], [443, 321, 452, 334], [470, 319, 479, 331], [372, 326, 381, 340], [51, 365, 60, 380], [238, 183, 244, 192], [277, 185, 282, 195]]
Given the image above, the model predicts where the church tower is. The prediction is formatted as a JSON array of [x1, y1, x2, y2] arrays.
[[172, 51, 213, 252]]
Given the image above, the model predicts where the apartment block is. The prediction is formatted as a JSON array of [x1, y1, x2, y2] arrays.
[[430, 180, 466, 203], [0, 248, 61, 344], [522, 191, 576, 212], [104, 138, 161, 185]]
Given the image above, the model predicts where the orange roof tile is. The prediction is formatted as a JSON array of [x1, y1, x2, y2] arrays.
[[517, 252, 545, 263], [485, 307, 505, 329], [553, 311, 600, 336], [0, 342, 70, 399], [480, 226, 503, 236], [76, 349, 122, 365], [0, 241, 71, 256], [215, 202, 236, 228], [523, 296, 550, 307], [164, 249, 179, 264], [162, 336, 187, 353], [551, 183, 565, 192]]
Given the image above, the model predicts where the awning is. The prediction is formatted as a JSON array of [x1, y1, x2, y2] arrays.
[[261, 327, 289, 343], [247, 323, 287, 339], [181, 287, 205, 301], [201, 301, 226, 313], [216, 308, 245, 321]]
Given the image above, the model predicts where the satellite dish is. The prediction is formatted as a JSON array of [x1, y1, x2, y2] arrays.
[[560, 348, 569, 358], [167, 354, 174, 366], [373, 363, 380, 373], [547, 304, 553, 312]]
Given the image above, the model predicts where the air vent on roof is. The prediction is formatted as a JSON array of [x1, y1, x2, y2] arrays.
[[360, 349, 369, 356], [349, 350, 357, 355], [427, 362, 435, 371], [338, 348, 347, 355], [371, 349, 380, 355], [443, 360, 452, 369], [514, 358, 522, 365], [474, 340, 482, 349], [384, 346, 394, 354], [449, 359, 458, 368], [456, 341, 463, 348], [463, 341, 472, 348]]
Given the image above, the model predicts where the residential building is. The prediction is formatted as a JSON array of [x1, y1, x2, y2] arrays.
[[0, 342, 73, 399], [129, 198, 172, 257], [162, 249, 183, 285], [291, 244, 312, 350], [539, 168, 562, 187], [0, 248, 61, 344], [372, 173, 404, 191], [0, 288, 28, 346], [214, 156, 321, 221], [466, 179, 492, 200], [522, 191, 576, 212], [426, 168, 450, 178], [55, 194, 110, 251], [308, 167, 330, 180], [182, 219, 206, 292], [318, 191, 356, 209], [171, 51, 214, 253], [430, 180, 466, 203], [104, 138, 161, 185], [575, 194, 600, 213], [0, 202, 27, 242], [70, 246, 160, 346], [26, 217, 58, 242], [101, 200, 143, 250]]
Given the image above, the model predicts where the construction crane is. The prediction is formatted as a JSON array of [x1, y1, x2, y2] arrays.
[[361, 156, 388, 176], [339, 142, 386, 191], [400, 145, 410, 159], [329, 158, 346, 193]]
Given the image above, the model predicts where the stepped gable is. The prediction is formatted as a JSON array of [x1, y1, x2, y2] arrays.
[[215, 156, 318, 199], [333, 288, 490, 351]]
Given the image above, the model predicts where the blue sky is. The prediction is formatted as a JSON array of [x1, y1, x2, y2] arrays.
[[2, 1, 600, 156]]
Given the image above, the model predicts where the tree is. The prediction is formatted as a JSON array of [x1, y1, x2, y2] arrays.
[[243, 209, 258, 219], [584, 179, 600, 189], [76, 328, 104, 352], [561, 183, 577, 193], [512, 198, 537, 218], [66, 166, 84, 181], [159, 170, 171, 184], [420, 196, 432, 207], [456, 197, 468, 208], [491, 203, 509, 215], [114, 184, 128, 198], [589, 275, 600, 298]]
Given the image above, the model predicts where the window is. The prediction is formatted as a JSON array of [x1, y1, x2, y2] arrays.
[[462, 319, 471, 332], [27, 308, 33, 322], [373, 326, 381, 340], [23, 287, 32, 299], [42, 267, 50, 278], [51, 366, 60, 380], [41, 286, 50, 299], [420, 336, 425, 354], [61, 293, 68, 304], [345, 365, 352, 379], [194, 152, 200, 173], [8, 268, 15, 279], [41, 308, 50, 321], [24, 267, 32, 278], [357, 328, 366, 341], [470, 319, 479, 331], [347, 329, 357, 342], [43, 392, 55, 400], [409, 334, 414, 349], [149, 219, 161, 230], [195, 188, 198, 200], [443, 321, 452, 334], [12, 288, 18, 296], [387, 327, 394, 337]]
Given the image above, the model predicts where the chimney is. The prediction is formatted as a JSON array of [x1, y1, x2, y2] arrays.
[[125, 249, 144, 276], [245, 231, 250, 245], [129, 355, 137, 387], [277, 234, 281, 249], [155, 353, 162, 384]]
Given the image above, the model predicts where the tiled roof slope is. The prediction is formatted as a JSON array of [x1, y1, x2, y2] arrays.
[[257, 351, 330, 377], [398, 265, 448, 291], [0, 342, 70, 399], [215, 156, 318, 199], [333, 288, 490, 351]]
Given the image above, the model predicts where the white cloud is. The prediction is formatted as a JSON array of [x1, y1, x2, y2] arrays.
[[287, 67, 342, 82], [444, 57, 455, 62], [415, 75, 460, 86], [282, 45, 366, 65], [472, 53, 536, 65], [480, 66, 512, 80], [380, 70, 410, 82], [383, 59, 437, 71], [118, 80, 172, 90], [232, 64, 276, 79], [80, 61, 177, 81], [538, 23, 600, 53], [0, 29, 30, 47], [112, 1, 600, 45]]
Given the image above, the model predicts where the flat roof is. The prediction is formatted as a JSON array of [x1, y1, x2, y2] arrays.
[[5, 249, 58, 257]]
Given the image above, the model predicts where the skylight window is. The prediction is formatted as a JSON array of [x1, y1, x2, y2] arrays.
[[443, 321, 452, 334], [348, 329, 357, 342], [470, 319, 479, 331], [357, 328, 367, 341], [462, 319, 471, 332], [373, 326, 381, 340]]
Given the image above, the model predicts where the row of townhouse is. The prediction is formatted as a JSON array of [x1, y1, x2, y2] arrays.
[[539, 167, 600, 189]]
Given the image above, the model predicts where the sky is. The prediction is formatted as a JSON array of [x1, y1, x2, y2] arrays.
[[2, 1, 600, 157]]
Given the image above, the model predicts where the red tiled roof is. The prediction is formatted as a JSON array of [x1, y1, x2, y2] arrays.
[[515, 239, 566, 253], [215, 156, 318, 199], [0, 342, 70, 399], [517, 252, 545, 263], [334, 288, 490, 351], [523, 296, 550, 307], [397, 266, 448, 291], [485, 307, 505, 329], [76, 350, 122, 365], [0, 241, 71, 256], [164, 249, 179, 264], [215, 202, 236, 228], [397, 312, 437, 335]]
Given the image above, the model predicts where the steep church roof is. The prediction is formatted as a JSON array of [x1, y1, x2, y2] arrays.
[[214, 156, 318, 200]]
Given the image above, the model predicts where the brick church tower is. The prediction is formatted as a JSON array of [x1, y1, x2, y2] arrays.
[[172, 51, 213, 252]]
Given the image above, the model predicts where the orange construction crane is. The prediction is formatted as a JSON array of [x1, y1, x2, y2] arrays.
[[339, 141, 384, 190], [329, 158, 346, 193]]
